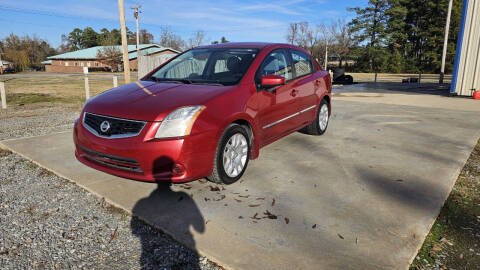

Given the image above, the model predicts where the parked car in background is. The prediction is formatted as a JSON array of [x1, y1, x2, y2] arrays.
[[2, 67, 15, 74], [74, 42, 331, 184]]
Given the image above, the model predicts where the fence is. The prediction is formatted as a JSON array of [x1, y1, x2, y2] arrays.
[[137, 54, 175, 78]]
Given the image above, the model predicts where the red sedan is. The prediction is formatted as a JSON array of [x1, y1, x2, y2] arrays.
[[74, 42, 331, 184]]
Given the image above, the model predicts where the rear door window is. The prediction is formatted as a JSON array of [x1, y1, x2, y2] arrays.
[[291, 50, 314, 78]]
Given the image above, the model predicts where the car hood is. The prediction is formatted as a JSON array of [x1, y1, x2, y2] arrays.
[[84, 81, 233, 121]]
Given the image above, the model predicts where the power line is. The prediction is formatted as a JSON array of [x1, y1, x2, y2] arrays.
[[0, 4, 287, 34]]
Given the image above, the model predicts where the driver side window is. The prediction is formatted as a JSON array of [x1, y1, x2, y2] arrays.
[[257, 50, 292, 82]]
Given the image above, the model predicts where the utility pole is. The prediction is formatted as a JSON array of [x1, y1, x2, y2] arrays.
[[324, 40, 328, 71], [118, 0, 131, 83], [131, 4, 141, 59], [440, 0, 453, 84]]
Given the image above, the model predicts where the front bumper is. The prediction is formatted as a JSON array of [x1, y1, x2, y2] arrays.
[[73, 119, 217, 183]]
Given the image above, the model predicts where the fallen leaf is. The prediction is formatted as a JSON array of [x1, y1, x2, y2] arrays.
[[232, 192, 240, 195], [238, 195, 250, 198], [214, 195, 226, 201], [209, 186, 220, 192], [251, 213, 261, 220], [224, 204, 228, 206], [204, 198, 210, 202], [271, 198, 276, 207], [338, 234, 344, 239], [234, 199, 242, 203], [198, 179, 207, 184], [312, 224, 317, 229], [182, 185, 192, 190], [396, 179, 404, 182], [264, 210, 277, 219], [108, 227, 118, 243], [285, 218, 290, 224], [238, 216, 243, 219], [355, 237, 358, 244], [248, 204, 261, 207], [256, 197, 265, 200], [432, 245, 442, 252]]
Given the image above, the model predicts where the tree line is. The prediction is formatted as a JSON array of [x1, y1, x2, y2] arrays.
[[286, 0, 463, 74], [1, 26, 230, 71]]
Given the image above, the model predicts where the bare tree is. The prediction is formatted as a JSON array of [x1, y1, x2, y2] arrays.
[[158, 26, 185, 51], [187, 30, 206, 49], [286, 23, 299, 45], [96, 45, 122, 72], [329, 19, 353, 68]]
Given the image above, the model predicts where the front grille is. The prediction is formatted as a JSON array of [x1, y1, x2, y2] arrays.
[[80, 146, 143, 173], [83, 112, 146, 139]]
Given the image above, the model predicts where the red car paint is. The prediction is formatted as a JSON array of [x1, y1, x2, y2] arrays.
[[74, 43, 331, 183]]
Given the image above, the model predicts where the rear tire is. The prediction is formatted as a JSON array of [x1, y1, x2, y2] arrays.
[[207, 124, 250, 185], [305, 99, 330, 135]]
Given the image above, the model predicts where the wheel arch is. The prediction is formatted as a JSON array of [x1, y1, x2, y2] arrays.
[[216, 114, 260, 160]]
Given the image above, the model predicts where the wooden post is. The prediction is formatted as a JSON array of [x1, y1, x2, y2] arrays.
[[440, 0, 453, 84], [84, 76, 90, 100], [374, 72, 378, 83], [0, 82, 6, 109], [118, 0, 131, 84]]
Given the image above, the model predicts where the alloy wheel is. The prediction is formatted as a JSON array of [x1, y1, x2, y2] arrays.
[[222, 133, 248, 177]]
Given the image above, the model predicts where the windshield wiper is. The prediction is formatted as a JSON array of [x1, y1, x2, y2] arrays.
[[147, 77, 192, 84], [190, 79, 224, 86]]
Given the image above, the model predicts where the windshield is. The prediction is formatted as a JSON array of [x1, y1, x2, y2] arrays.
[[147, 48, 259, 86]]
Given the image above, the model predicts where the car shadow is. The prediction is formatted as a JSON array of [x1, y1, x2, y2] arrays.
[[131, 156, 205, 269]]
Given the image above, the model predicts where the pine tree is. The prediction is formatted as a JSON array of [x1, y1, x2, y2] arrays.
[[348, 0, 389, 72]]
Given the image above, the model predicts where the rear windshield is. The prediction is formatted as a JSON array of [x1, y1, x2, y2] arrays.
[[147, 48, 259, 86]]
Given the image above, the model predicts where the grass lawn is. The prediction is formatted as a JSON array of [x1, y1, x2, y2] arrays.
[[410, 140, 480, 269], [1, 75, 129, 106]]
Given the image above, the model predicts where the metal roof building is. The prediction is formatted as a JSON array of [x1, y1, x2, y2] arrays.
[[47, 44, 179, 61], [451, 0, 480, 96], [44, 44, 179, 73]]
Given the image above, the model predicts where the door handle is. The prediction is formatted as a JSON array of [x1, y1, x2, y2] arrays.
[[290, 89, 298, 97]]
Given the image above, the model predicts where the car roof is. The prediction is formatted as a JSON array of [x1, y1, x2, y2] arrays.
[[196, 42, 296, 50]]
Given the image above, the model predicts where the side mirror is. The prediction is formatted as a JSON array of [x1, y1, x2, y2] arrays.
[[261, 74, 285, 88]]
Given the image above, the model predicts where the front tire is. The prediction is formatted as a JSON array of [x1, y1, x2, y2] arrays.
[[305, 99, 330, 135], [207, 124, 250, 184]]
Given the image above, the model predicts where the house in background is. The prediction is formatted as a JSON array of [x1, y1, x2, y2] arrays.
[[43, 44, 179, 73], [0, 60, 13, 74]]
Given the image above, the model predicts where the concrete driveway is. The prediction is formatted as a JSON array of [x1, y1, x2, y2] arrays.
[[2, 85, 480, 269]]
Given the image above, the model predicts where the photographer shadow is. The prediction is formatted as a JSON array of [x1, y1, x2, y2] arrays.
[[131, 156, 205, 269]]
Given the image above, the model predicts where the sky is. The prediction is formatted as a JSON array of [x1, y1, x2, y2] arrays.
[[0, 0, 368, 48]]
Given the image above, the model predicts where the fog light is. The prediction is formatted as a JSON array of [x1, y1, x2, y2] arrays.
[[172, 163, 185, 176]]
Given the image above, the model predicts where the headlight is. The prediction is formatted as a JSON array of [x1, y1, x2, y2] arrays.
[[154, 106, 206, 138]]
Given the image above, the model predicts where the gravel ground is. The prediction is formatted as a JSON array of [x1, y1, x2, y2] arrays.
[[0, 106, 223, 270], [0, 104, 79, 140]]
